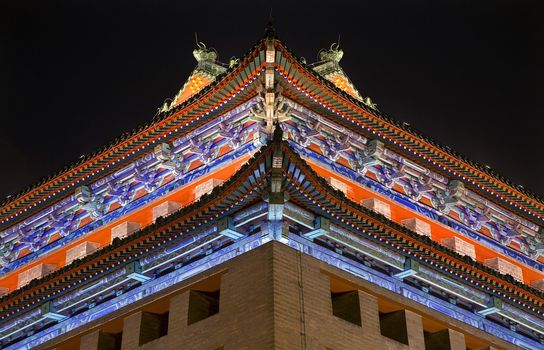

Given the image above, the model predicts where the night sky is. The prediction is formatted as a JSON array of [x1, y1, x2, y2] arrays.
[[1, 0, 543, 200]]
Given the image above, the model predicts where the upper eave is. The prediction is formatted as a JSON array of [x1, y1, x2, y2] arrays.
[[270, 39, 544, 225]]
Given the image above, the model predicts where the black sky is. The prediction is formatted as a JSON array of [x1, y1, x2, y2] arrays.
[[0, 0, 543, 200]]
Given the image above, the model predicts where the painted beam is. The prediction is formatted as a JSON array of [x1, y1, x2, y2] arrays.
[[217, 217, 244, 239], [478, 297, 503, 316], [394, 258, 420, 279], [40, 301, 67, 322], [126, 261, 151, 283], [304, 216, 331, 239]]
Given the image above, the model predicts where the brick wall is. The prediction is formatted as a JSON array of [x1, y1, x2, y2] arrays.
[[18, 263, 56, 288], [152, 201, 181, 222], [531, 280, 544, 292], [362, 198, 391, 219], [194, 179, 224, 200], [44, 242, 516, 350], [327, 177, 348, 195]]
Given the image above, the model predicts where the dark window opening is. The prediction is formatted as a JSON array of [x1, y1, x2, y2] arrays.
[[187, 290, 220, 325], [139, 311, 169, 346], [97, 331, 122, 350], [424, 329, 454, 350], [379, 311, 409, 345], [331, 291, 361, 326]]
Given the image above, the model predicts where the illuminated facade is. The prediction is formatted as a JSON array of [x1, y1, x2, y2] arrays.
[[0, 27, 543, 350]]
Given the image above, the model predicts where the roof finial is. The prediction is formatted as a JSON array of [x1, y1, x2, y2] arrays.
[[265, 8, 275, 38], [318, 39, 344, 63], [192, 34, 218, 63]]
